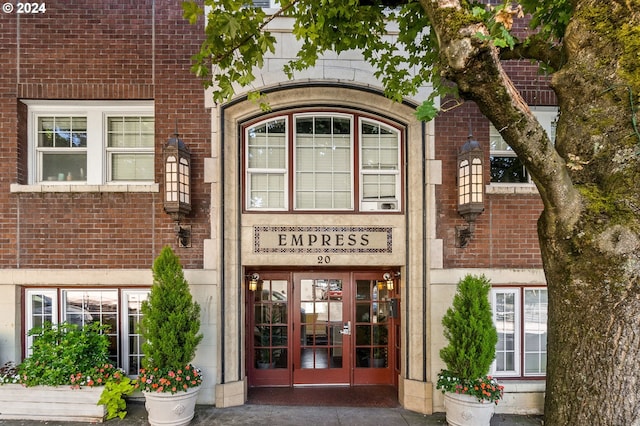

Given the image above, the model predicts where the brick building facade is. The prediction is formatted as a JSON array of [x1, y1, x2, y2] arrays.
[[0, 1, 552, 415]]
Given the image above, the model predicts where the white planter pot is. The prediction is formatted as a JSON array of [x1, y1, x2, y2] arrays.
[[444, 392, 495, 426], [0, 384, 106, 422], [144, 385, 200, 426]]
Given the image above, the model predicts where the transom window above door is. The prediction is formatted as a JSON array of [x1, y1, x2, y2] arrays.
[[244, 112, 403, 212]]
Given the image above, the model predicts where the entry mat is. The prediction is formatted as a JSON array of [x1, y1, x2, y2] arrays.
[[247, 385, 399, 408]]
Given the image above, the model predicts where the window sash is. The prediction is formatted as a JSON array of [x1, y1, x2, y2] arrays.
[[489, 107, 558, 184], [27, 102, 154, 185], [25, 289, 58, 356], [523, 289, 547, 376], [492, 288, 520, 377], [121, 291, 149, 376], [359, 119, 400, 209], [107, 116, 154, 182], [62, 290, 119, 365], [294, 115, 353, 210], [246, 117, 288, 210], [491, 287, 547, 378]]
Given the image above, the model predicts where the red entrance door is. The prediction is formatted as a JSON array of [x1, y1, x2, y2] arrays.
[[248, 271, 398, 387]]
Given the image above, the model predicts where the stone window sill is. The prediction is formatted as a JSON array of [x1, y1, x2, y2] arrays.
[[10, 183, 159, 193]]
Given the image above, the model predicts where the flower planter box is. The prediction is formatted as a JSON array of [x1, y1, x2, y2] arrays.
[[0, 384, 106, 422]]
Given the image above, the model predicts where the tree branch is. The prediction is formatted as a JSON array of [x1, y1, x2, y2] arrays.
[[419, 0, 581, 230], [499, 35, 565, 71]]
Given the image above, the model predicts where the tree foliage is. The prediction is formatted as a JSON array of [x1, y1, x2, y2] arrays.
[[440, 275, 497, 380]]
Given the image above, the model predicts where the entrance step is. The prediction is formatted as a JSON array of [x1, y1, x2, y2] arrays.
[[247, 385, 399, 408]]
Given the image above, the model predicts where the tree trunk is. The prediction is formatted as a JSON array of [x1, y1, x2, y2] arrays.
[[542, 1, 640, 424], [422, 0, 640, 423]]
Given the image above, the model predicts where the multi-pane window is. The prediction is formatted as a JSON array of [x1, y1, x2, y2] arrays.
[[491, 287, 547, 377], [360, 120, 400, 211], [490, 107, 558, 183], [245, 112, 401, 212], [24, 289, 149, 376], [26, 101, 155, 185], [37, 116, 88, 182], [247, 118, 288, 209], [107, 117, 155, 181], [295, 115, 352, 210]]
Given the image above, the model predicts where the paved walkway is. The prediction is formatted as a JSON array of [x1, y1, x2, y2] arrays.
[[0, 402, 543, 425]]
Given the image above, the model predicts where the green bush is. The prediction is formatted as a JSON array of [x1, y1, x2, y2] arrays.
[[139, 246, 202, 378], [17, 321, 110, 387]]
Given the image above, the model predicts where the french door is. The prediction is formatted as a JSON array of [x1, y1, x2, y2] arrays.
[[248, 271, 397, 387], [293, 272, 352, 385]]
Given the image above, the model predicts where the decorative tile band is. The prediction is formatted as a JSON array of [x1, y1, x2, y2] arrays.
[[254, 226, 393, 254]]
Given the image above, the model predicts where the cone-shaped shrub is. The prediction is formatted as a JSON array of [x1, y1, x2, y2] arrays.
[[440, 274, 497, 380], [140, 246, 202, 372]]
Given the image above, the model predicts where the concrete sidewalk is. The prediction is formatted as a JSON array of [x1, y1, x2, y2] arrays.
[[0, 402, 544, 426]]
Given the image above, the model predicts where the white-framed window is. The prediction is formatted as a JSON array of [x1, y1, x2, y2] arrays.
[[360, 119, 401, 211], [24, 289, 58, 354], [244, 112, 402, 212], [24, 288, 149, 376], [24, 101, 155, 185], [490, 106, 558, 183], [491, 287, 548, 378], [253, 0, 278, 7], [246, 117, 288, 210]]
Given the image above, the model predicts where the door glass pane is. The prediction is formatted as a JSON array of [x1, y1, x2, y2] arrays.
[[355, 280, 389, 368], [300, 278, 343, 369], [254, 279, 288, 369]]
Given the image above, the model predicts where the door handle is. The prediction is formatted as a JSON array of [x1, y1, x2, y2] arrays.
[[339, 321, 351, 335]]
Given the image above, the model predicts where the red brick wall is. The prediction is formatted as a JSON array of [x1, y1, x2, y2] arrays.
[[1, 0, 209, 269], [436, 96, 547, 269]]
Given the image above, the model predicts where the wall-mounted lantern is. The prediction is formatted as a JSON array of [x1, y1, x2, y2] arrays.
[[456, 132, 484, 248], [163, 132, 191, 248], [382, 271, 400, 291], [247, 273, 260, 292]]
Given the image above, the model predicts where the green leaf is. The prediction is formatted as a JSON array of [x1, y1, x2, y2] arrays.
[[415, 100, 439, 122]]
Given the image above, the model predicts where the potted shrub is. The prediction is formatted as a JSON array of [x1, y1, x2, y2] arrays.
[[138, 246, 203, 426], [436, 274, 504, 426], [0, 322, 135, 422]]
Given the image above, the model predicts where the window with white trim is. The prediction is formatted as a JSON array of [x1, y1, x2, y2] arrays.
[[245, 112, 402, 212], [491, 287, 547, 378], [25, 101, 155, 185], [253, 0, 278, 7], [490, 107, 558, 183], [24, 288, 149, 376]]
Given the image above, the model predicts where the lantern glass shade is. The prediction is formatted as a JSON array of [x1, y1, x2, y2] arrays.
[[386, 279, 394, 291], [457, 139, 484, 222], [163, 135, 191, 220], [249, 279, 258, 292]]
